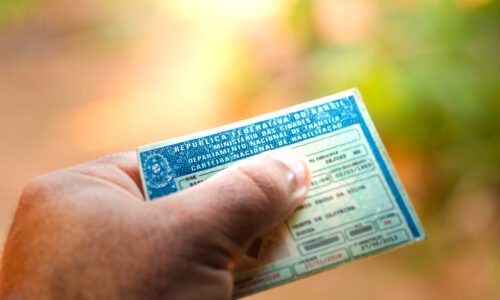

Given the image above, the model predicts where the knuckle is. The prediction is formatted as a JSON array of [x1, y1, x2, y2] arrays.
[[19, 174, 53, 206], [22, 175, 49, 196], [94, 152, 134, 165]]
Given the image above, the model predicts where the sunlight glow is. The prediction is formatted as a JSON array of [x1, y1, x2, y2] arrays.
[[156, 0, 283, 21], [314, 0, 376, 44]]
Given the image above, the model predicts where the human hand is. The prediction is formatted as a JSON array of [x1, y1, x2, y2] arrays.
[[0, 151, 310, 300]]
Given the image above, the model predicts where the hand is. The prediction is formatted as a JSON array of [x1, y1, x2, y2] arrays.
[[0, 151, 310, 299]]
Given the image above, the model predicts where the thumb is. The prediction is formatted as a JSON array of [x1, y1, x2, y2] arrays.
[[162, 150, 310, 258]]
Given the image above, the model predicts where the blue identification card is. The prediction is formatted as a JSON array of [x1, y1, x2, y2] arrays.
[[137, 88, 425, 297]]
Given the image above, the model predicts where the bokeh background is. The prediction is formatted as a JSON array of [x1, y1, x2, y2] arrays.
[[1, 0, 499, 299]]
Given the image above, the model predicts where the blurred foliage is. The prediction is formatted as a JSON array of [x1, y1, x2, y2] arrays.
[[0, 0, 33, 26], [231, 0, 500, 217]]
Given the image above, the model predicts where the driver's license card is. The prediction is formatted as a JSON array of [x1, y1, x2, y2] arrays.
[[137, 88, 425, 298]]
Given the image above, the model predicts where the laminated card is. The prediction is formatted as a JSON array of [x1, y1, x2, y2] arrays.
[[137, 88, 425, 298]]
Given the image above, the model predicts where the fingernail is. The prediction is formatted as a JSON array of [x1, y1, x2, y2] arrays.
[[267, 150, 310, 200]]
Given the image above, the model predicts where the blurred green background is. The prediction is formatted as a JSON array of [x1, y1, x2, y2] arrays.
[[0, 0, 498, 299]]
